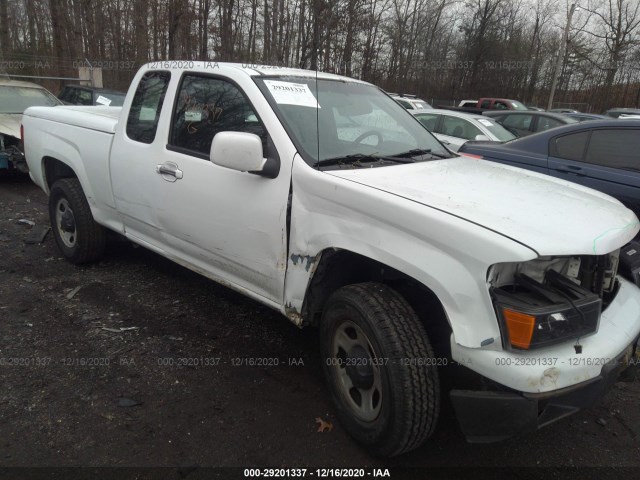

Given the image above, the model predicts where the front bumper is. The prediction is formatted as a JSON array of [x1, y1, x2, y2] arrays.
[[448, 275, 640, 442], [451, 337, 638, 442]]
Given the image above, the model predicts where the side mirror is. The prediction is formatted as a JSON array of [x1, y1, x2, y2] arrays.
[[474, 134, 490, 141], [210, 132, 267, 173]]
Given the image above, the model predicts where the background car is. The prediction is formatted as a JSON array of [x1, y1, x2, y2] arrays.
[[549, 108, 579, 113], [527, 106, 546, 111], [411, 108, 515, 151], [605, 107, 640, 118], [483, 110, 577, 137], [58, 85, 126, 106], [563, 113, 609, 122], [388, 93, 432, 110], [0, 78, 62, 172], [459, 119, 640, 215]]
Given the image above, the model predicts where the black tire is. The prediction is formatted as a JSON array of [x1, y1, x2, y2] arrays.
[[320, 282, 440, 457], [49, 178, 106, 264]]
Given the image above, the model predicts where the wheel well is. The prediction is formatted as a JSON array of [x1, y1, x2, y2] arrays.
[[302, 249, 452, 355], [44, 157, 77, 189]]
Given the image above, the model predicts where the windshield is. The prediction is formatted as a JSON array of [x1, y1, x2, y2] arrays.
[[255, 77, 450, 167], [476, 117, 516, 142], [0, 86, 60, 114]]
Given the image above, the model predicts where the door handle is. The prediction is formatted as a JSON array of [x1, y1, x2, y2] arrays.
[[156, 162, 183, 181]]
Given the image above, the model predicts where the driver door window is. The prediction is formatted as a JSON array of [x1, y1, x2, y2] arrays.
[[169, 75, 267, 157]]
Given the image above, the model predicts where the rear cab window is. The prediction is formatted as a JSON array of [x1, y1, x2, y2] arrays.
[[126, 71, 171, 144]]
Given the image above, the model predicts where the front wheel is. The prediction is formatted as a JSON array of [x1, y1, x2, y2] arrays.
[[320, 282, 440, 457], [49, 178, 106, 264]]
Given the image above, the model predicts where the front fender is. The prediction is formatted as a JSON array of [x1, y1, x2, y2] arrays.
[[285, 158, 537, 348]]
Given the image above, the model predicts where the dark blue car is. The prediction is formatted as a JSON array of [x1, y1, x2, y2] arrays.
[[458, 119, 640, 215]]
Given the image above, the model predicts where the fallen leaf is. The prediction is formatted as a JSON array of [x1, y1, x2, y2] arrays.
[[117, 397, 142, 407], [315, 417, 333, 433], [66, 285, 83, 300]]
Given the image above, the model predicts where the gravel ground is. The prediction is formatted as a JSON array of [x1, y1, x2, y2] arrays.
[[1, 174, 639, 479]]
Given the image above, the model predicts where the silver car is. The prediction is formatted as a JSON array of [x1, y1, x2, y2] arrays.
[[0, 78, 62, 172], [411, 108, 515, 152]]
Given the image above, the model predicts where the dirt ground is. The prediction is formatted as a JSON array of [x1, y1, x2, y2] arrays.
[[1, 174, 640, 478]]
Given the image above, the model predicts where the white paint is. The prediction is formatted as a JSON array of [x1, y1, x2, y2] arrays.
[[328, 157, 638, 256]]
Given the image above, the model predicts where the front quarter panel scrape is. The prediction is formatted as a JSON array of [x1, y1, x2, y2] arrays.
[[284, 157, 537, 348]]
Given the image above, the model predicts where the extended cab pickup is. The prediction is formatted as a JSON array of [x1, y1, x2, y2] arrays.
[[23, 63, 640, 456]]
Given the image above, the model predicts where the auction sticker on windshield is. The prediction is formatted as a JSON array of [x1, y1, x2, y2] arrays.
[[264, 80, 320, 108]]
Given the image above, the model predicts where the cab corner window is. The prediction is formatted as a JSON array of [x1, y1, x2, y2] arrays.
[[126, 71, 170, 144], [169, 75, 267, 157]]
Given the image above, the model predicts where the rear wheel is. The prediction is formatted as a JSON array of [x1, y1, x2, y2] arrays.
[[49, 178, 106, 264], [320, 282, 440, 456]]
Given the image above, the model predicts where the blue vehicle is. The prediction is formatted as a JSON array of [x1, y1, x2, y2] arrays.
[[459, 119, 640, 216]]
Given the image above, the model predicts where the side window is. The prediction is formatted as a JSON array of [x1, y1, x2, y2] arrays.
[[77, 89, 92, 105], [494, 101, 509, 110], [538, 116, 564, 132], [170, 75, 267, 156], [502, 114, 532, 131], [126, 71, 170, 144], [585, 129, 640, 169], [58, 87, 71, 102], [396, 99, 412, 110], [480, 99, 491, 109], [550, 131, 589, 161], [441, 116, 482, 139], [65, 88, 78, 104], [459, 119, 482, 140], [415, 113, 439, 131]]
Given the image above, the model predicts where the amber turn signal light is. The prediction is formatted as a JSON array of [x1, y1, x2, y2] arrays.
[[502, 308, 535, 350]]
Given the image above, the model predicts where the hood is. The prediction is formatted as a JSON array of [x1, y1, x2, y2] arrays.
[[328, 157, 639, 256], [0, 114, 22, 138]]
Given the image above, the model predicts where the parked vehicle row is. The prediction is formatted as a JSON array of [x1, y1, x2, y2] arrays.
[[483, 110, 578, 137]]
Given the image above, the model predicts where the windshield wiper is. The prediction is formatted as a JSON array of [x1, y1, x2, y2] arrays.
[[314, 153, 415, 167], [390, 148, 451, 159]]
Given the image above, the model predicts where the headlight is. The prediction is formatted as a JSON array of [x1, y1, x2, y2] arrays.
[[491, 269, 601, 350]]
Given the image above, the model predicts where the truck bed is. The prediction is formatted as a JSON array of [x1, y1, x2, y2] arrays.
[[24, 105, 121, 134]]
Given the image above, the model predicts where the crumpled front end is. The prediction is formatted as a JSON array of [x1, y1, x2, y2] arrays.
[[450, 248, 640, 442]]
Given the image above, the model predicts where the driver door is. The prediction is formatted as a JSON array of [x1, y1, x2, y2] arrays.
[[154, 74, 292, 304]]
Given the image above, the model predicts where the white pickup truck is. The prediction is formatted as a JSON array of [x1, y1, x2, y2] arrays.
[[23, 62, 640, 456]]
